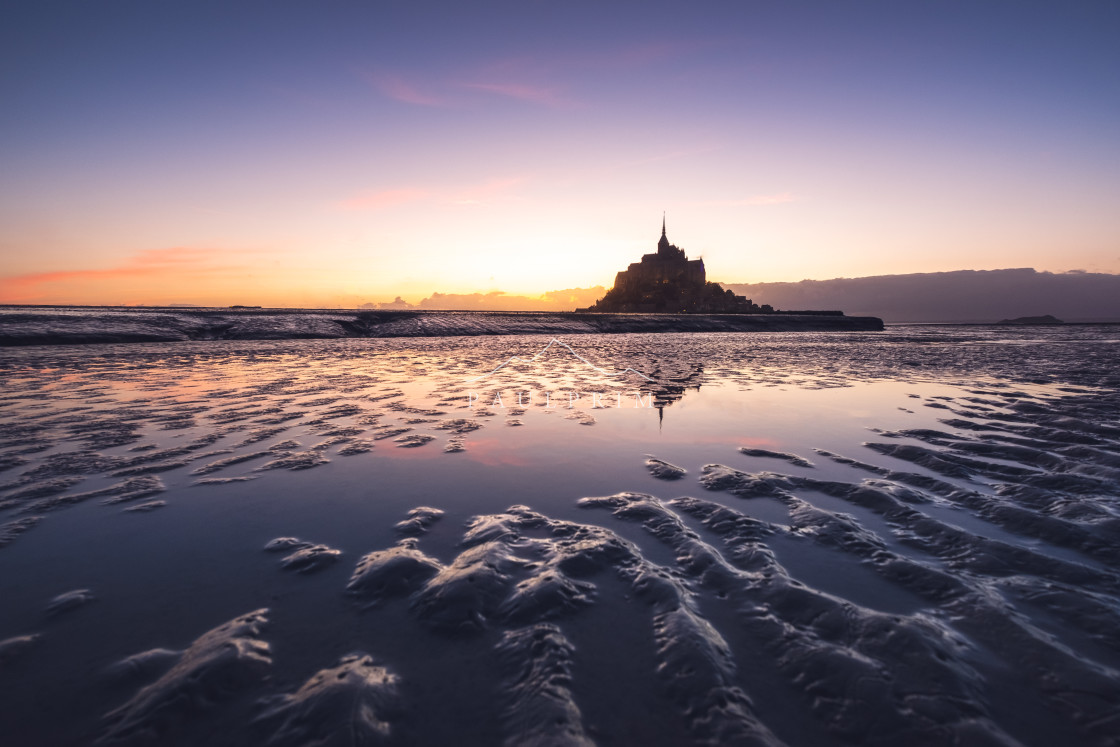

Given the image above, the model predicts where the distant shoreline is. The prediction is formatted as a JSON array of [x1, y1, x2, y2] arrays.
[[0, 306, 884, 346]]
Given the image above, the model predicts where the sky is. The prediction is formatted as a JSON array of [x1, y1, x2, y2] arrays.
[[1, 0, 1118, 308]]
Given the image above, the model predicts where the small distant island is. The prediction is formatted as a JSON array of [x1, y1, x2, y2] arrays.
[[580, 217, 839, 318], [998, 315, 1064, 325]]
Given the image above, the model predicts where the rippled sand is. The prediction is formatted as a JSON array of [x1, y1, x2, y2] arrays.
[[1, 327, 1118, 745]]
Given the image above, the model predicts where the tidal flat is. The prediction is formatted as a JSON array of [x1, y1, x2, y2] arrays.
[[1, 326, 1119, 746]]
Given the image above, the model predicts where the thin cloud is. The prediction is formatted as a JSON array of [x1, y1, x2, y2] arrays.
[[366, 37, 717, 111], [456, 40, 713, 108], [412, 286, 605, 311], [447, 177, 524, 206], [0, 247, 253, 302], [367, 72, 447, 107]]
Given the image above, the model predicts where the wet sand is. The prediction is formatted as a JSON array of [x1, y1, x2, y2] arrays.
[[0, 306, 883, 346], [1, 326, 1118, 745]]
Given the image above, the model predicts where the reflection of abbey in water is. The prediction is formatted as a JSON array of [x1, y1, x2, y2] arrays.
[[651, 366, 702, 428], [582, 216, 770, 314]]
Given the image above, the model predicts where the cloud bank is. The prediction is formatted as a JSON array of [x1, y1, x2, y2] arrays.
[[364, 287, 607, 312], [0, 248, 251, 304]]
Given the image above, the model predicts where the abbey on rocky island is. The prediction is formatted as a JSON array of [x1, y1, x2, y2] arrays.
[[580, 216, 769, 314]]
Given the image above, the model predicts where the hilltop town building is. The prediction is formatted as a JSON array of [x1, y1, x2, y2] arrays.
[[581, 217, 765, 314]]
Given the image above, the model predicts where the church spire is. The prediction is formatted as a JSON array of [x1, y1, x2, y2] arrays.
[[661, 212, 666, 237]]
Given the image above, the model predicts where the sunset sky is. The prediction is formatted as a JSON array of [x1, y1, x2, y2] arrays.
[[2, 1, 1118, 307]]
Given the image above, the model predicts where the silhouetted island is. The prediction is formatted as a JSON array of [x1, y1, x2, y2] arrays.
[[579, 217, 854, 319], [581, 217, 765, 313]]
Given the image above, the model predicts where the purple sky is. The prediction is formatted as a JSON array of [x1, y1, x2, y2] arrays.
[[2, 1, 1118, 306]]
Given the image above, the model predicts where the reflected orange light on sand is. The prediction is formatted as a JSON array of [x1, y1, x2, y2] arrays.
[[456, 438, 532, 467]]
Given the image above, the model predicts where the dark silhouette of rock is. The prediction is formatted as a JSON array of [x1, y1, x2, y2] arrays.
[[998, 315, 1064, 325], [582, 216, 762, 313]]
